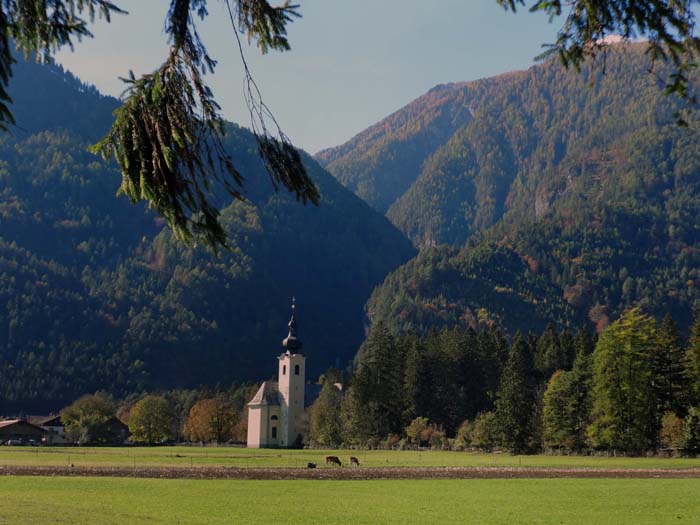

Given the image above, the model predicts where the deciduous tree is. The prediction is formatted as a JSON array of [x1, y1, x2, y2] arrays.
[[587, 308, 658, 452], [128, 395, 175, 444], [659, 411, 684, 449], [470, 411, 499, 452], [543, 370, 574, 449], [60, 392, 116, 445], [183, 397, 238, 443]]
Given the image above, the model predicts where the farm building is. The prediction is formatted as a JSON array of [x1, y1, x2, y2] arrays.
[[0, 419, 45, 444], [27, 415, 67, 444], [92, 416, 130, 445], [247, 300, 314, 448]]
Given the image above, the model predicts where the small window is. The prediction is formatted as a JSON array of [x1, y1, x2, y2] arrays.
[[271, 415, 278, 421], [294, 364, 300, 375], [283, 365, 286, 375], [271, 427, 277, 439]]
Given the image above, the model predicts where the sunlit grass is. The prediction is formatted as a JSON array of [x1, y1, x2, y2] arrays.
[[0, 477, 698, 524], [0, 446, 699, 470]]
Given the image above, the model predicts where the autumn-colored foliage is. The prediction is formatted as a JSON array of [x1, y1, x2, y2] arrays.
[[183, 398, 239, 444]]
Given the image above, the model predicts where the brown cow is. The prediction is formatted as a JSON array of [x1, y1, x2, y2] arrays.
[[350, 456, 360, 467], [325, 455, 342, 467]]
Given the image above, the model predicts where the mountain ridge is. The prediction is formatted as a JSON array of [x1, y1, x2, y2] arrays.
[[337, 45, 700, 335]]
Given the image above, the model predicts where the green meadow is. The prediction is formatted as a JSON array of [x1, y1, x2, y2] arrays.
[[0, 446, 699, 470], [0, 477, 698, 524]]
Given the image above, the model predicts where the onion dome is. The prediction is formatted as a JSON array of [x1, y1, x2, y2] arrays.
[[282, 297, 303, 352]]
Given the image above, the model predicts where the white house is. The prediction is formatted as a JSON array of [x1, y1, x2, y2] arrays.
[[247, 300, 307, 448]]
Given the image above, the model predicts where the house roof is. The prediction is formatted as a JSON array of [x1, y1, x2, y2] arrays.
[[248, 381, 281, 406], [27, 415, 63, 427], [97, 416, 128, 431], [0, 419, 46, 432]]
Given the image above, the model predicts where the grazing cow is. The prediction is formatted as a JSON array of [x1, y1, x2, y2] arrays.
[[307, 462, 316, 469], [325, 455, 342, 467], [350, 457, 360, 467]]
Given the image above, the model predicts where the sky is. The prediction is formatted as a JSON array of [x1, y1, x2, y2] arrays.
[[55, 1, 560, 154]]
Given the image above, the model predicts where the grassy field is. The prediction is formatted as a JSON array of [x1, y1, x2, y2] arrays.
[[0, 446, 699, 470], [0, 476, 698, 524]]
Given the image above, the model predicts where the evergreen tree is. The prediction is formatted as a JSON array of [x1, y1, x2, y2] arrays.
[[535, 323, 564, 378], [587, 308, 658, 452], [685, 308, 700, 407], [651, 314, 687, 415], [494, 333, 537, 454], [573, 328, 596, 360], [565, 330, 594, 450], [309, 378, 343, 447], [340, 386, 371, 445], [558, 330, 575, 372], [346, 321, 404, 442], [475, 326, 508, 408], [457, 327, 485, 423], [402, 333, 431, 423], [424, 328, 472, 434]]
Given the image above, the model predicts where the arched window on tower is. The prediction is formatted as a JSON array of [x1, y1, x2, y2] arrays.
[[271, 415, 278, 421], [294, 364, 300, 375], [283, 365, 286, 375]]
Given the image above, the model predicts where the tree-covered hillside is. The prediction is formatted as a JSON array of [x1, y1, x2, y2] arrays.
[[316, 81, 484, 213], [0, 57, 415, 411], [362, 45, 700, 335]]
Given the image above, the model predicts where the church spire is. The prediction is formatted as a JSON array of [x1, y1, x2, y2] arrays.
[[282, 297, 303, 353]]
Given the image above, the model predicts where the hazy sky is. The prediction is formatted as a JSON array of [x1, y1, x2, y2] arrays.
[[55, 1, 559, 153]]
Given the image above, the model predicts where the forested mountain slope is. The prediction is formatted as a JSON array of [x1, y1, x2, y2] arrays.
[[0, 58, 415, 411], [363, 45, 700, 335], [322, 45, 691, 248], [316, 81, 486, 212]]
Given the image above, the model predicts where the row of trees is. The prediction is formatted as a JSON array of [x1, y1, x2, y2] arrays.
[[59, 384, 258, 445], [307, 320, 582, 449], [541, 308, 700, 454], [309, 309, 700, 454]]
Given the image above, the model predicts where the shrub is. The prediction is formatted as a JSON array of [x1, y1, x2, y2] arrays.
[[455, 420, 475, 450], [659, 412, 684, 449], [471, 412, 499, 451], [405, 417, 430, 446]]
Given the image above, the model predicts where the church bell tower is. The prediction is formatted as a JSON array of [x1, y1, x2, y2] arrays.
[[277, 298, 306, 447]]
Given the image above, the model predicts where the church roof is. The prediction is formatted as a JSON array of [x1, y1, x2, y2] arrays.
[[247, 381, 280, 406]]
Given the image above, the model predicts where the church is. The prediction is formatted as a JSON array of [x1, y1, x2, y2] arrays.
[[246, 300, 309, 448]]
